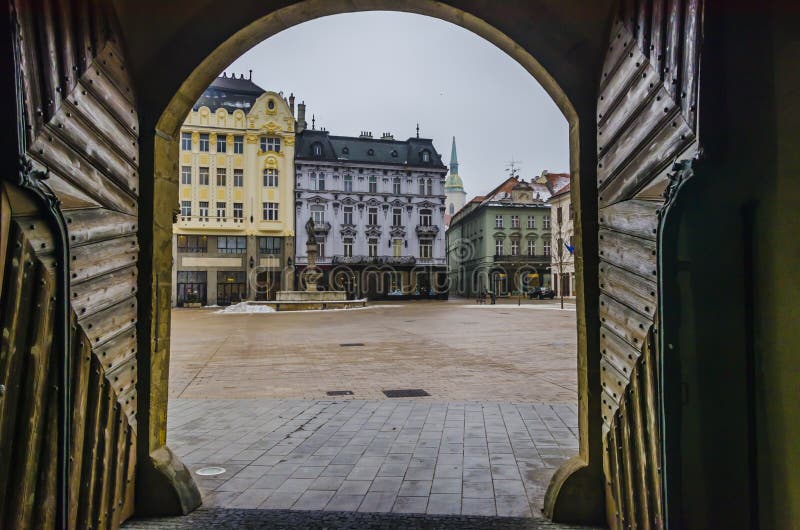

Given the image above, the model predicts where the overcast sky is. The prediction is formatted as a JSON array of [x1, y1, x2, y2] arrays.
[[228, 12, 569, 199]]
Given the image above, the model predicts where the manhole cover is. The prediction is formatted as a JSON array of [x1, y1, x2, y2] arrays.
[[195, 466, 226, 476], [339, 343, 365, 347], [326, 390, 354, 396], [383, 389, 430, 398]]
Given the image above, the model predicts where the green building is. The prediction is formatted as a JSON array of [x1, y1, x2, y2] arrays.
[[446, 176, 554, 297]]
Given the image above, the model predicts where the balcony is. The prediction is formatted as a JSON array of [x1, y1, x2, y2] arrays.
[[415, 224, 440, 237], [416, 257, 446, 266], [494, 254, 551, 263], [332, 255, 417, 266], [312, 221, 332, 235], [176, 215, 246, 229]]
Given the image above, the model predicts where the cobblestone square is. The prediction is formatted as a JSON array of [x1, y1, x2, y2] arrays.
[[165, 298, 579, 519]]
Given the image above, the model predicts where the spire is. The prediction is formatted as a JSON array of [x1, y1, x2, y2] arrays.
[[450, 136, 459, 176]]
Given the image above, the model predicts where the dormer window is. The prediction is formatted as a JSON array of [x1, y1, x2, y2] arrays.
[[421, 150, 431, 163], [267, 99, 275, 110], [391, 150, 398, 158], [342, 147, 349, 155], [367, 148, 375, 156], [312, 142, 323, 157]]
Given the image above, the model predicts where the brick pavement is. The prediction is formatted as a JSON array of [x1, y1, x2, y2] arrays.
[[165, 399, 579, 519]]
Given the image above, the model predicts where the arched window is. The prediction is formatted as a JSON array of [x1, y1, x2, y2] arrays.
[[312, 143, 322, 156], [449, 203, 455, 215]]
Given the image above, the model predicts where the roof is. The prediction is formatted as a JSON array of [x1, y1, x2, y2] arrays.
[[295, 129, 447, 170], [192, 74, 266, 113], [541, 172, 570, 195], [549, 181, 571, 200]]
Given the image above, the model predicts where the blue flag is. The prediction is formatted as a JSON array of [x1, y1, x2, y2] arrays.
[[565, 242, 575, 255]]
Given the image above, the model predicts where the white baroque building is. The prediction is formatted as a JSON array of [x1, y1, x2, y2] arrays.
[[294, 128, 449, 299]]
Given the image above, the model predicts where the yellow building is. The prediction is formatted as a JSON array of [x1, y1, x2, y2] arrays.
[[172, 73, 300, 305]]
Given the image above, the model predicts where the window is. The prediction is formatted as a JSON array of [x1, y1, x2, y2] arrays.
[[393, 238, 403, 257], [419, 239, 433, 259], [263, 202, 279, 221], [511, 239, 519, 256], [199, 133, 209, 152], [317, 239, 325, 258], [495, 238, 504, 256], [543, 216, 551, 229], [258, 236, 282, 255], [198, 201, 209, 221], [233, 135, 244, 154], [343, 206, 353, 225], [449, 203, 455, 215], [421, 150, 431, 163], [317, 172, 325, 191], [311, 205, 325, 224], [544, 240, 551, 255], [557, 206, 563, 224], [392, 208, 402, 227], [418, 179, 425, 195], [264, 168, 278, 187], [368, 238, 378, 258], [312, 143, 322, 156], [181, 132, 192, 150], [261, 137, 281, 152], [177, 235, 207, 253], [495, 215, 504, 228], [180, 200, 191, 218], [343, 174, 353, 192], [217, 236, 246, 254], [343, 238, 353, 257], [528, 240, 536, 256], [569, 203, 573, 219], [511, 215, 519, 228], [233, 169, 243, 187], [368, 207, 378, 226], [216, 135, 227, 153], [180, 166, 191, 185], [419, 209, 432, 226], [392, 177, 401, 194], [426, 178, 433, 196], [368, 175, 377, 193], [527, 215, 535, 229], [198, 167, 209, 185], [233, 202, 243, 221], [216, 168, 226, 186], [216, 201, 226, 220]]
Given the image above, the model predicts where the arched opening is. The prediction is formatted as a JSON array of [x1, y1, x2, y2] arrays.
[[139, 0, 603, 524]]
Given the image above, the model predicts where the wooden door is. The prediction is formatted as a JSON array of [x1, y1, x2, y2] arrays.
[[0, 1, 139, 528], [596, 1, 703, 528]]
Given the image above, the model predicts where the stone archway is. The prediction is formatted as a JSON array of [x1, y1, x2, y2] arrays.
[[133, 0, 606, 524]]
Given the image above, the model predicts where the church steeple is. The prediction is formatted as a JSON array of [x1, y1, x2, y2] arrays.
[[450, 136, 459, 176]]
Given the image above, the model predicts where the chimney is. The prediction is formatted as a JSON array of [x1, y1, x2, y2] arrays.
[[248, 69, 252, 80], [381, 132, 394, 140], [297, 102, 307, 133], [289, 93, 295, 115], [360, 131, 373, 138]]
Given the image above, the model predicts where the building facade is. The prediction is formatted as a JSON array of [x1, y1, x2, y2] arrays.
[[444, 136, 466, 226], [446, 176, 554, 297], [548, 182, 575, 297], [172, 74, 297, 306], [295, 129, 448, 299]]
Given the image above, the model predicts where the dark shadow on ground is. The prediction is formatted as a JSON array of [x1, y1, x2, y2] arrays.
[[123, 507, 602, 529]]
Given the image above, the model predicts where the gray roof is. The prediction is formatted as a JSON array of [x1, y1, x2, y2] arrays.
[[296, 130, 447, 170], [192, 75, 266, 113]]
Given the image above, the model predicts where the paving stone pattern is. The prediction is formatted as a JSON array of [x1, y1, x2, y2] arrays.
[[123, 507, 600, 529], [166, 399, 579, 519]]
